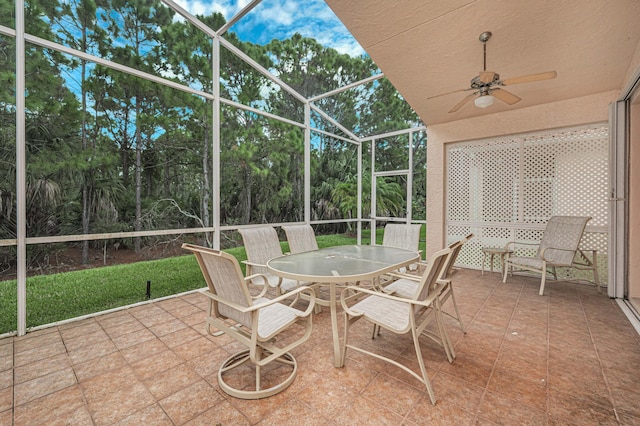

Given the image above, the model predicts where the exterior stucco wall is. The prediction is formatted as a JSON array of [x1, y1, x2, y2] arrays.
[[424, 90, 618, 258], [629, 102, 640, 298], [623, 38, 640, 90], [626, 38, 640, 298]]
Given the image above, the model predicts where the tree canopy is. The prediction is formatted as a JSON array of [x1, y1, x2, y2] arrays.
[[0, 0, 425, 269]]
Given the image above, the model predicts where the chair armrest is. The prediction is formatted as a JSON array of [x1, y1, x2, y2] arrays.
[[436, 278, 452, 287], [242, 260, 266, 268], [339, 284, 442, 314], [252, 286, 316, 317], [576, 248, 597, 266], [200, 290, 255, 313], [202, 285, 316, 315], [385, 271, 421, 282], [244, 274, 270, 298], [539, 246, 577, 262]]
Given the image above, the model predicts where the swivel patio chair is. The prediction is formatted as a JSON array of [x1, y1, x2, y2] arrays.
[[239, 226, 303, 295], [502, 216, 600, 296], [282, 224, 319, 254], [340, 246, 454, 405], [182, 243, 316, 399]]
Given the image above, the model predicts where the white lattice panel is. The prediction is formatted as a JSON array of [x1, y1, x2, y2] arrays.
[[446, 124, 609, 284]]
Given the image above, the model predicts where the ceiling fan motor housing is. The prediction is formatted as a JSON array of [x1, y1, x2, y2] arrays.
[[471, 73, 500, 89]]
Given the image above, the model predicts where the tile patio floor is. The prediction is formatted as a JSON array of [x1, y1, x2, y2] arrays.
[[1, 269, 639, 425]]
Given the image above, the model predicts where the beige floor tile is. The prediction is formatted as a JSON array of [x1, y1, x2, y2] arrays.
[[0, 387, 12, 413], [86, 381, 156, 425], [0, 270, 636, 424], [13, 329, 61, 353], [362, 373, 426, 416], [120, 337, 169, 364], [14, 353, 71, 384], [13, 385, 91, 426], [74, 351, 128, 382], [478, 390, 547, 425], [13, 340, 67, 367], [334, 394, 404, 425], [114, 403, 173, 426], [14, 367, 77, 406], [142, 362, 201, 400], [183, 399, 252, 426], [158, 380, 224, 425]]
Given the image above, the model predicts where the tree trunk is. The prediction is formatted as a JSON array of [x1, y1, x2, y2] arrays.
[[202, 123, 211, 245]]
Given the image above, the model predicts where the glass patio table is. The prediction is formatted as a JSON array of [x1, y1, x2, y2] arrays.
[[267, 245, 420, 367]]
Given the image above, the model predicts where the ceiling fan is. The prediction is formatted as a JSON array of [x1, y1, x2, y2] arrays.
[[429, 31, 557, 113]]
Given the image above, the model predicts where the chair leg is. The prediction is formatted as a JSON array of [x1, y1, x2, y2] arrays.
[[539, 272, 547, 296], [206, 299, 226, 337], [502, 263, 509, 283], [255, 349, 262, 392], [434, 300, 455, 362], [448, 288, 466, 334], [593, 251, 601, 293], [341, 314, 356, 368], [411, 327, 436, 405]]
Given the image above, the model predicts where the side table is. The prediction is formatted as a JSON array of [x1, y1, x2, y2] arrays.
[[481, 247, 513, 275]]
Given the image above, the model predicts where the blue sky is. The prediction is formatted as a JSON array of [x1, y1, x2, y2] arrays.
[[174, 0, 366, 57]]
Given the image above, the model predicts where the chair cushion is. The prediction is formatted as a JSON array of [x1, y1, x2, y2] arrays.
[[255, 298, 304, 339], [350, 295, 410, 331], [384, 279, 418, 298]]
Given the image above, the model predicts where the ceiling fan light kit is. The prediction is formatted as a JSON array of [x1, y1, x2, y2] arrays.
[[428, 31, 557, 113], [474, 94, 494, 108]]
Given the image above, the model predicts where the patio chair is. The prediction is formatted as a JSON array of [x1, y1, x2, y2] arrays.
[[282, 224, 337, 314], [382, 223, 422, 272], [382, 233, 473, 335], [239, 226, 303, 295], [438, 233, 473, 333], [502, 216, 600, 296], [340, 246, 454, 405], [382, 223, 421, 250], [182, 243, 316, 399], [282, 224, 319, 254]]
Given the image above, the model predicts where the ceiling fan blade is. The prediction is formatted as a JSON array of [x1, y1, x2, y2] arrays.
[[427, 87, 468, 100], [501, 71, 557, 86], [448, 93, 477, 113], [479, 71, 496, 84], [491, 88, 521, 105]]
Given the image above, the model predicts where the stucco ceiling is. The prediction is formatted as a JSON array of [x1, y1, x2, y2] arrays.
[[325, 0, 640, 125]]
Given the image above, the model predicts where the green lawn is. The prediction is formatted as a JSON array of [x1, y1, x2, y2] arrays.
[[0, 228, 427, 335], [0, 232, 363, 334]]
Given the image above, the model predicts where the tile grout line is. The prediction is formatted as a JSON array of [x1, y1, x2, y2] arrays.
[[544, 288, 550, 424], [475, 279, 539, 422], [466, 275, 521, 423], [578, 289, 620, 423]]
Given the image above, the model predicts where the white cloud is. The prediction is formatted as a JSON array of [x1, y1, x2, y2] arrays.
[[259, 0, 298, 25], [168, 0, 365, 57]]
